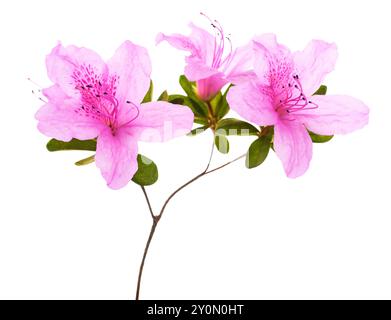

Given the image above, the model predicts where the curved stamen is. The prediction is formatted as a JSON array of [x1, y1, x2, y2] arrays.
[[221, 34, 234, 70], [200, 12, 219, 68], [119, 101, 140, 128], [276, 74, 319, 116]]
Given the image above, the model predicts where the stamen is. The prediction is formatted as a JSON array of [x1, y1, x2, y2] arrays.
[[27, 77, 44, 89], [275, 72, 318, 117], [120, 101, 140, 128], [200, 12, 233, 71], [28, 78, 47, 103]]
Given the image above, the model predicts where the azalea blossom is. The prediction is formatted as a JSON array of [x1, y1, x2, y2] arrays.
[[36, 41, 194, 189], [227, 34, 369, 178], [156, 14, 254, 101]]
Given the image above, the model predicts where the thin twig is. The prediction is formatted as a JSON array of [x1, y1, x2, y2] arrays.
[[205, 153, 246, 175], [140, 186, 155, 219], [204, 136, 216, 173]]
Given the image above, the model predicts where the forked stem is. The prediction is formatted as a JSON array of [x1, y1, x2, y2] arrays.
[[135, 140, 246, 300]]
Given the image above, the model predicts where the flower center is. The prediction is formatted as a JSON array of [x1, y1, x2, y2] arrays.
[[72, 64, 138, 134], [274, 74, 318, 118]]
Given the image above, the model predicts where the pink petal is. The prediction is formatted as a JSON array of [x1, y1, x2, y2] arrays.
[[156, 32, 197, 54], [196, 74, 227, 101], [46, 43, 107, 98], [129, 102, 194, 142], [297, 95, 369, 135], [107, 41, 152, 105], [95, 127, 138, 190], [184, 61, 220, 81], [36, 86, 104, 141], [225, 43, 257, 84], [226, 81, 278, 126], [157, 23, 215, 67], [187, 23, 216, 65], [42, 84, 68, 104], [253, 34, 291, 56], [252, 41, 272, 84], [293, 40, 338, 96], [274, 120, 313, 178], [158, 31, 217, 81], [252, 34, 292, 84]]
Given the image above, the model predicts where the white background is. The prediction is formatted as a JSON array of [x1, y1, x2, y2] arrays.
[[0, 0, 390, 300]]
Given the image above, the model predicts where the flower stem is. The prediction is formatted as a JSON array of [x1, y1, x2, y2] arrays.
[[135, 217, 158, 300], [135, 141, 246, 300]]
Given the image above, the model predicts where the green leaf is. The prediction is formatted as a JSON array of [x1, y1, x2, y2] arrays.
[[179, 75, 198, 100], [208, 85, 233, 121], [141, 80, 153, 103], [309, 131, 334, 143], [75, 155, 95, 166], [187, 125, 209, 137], [178, 75, 209, 117], [214, 135, 230, 154], [193, 117, 209, 126], [188, 98, 208, 118], [158, 90, 169, 101], [313, 85, 327, 95], [131, 154, 158, 186], [167, 94, 185, 104], [216, 118, 259, 136], [246, 136, 271, 169], [168, 94, 208, 121], [46, 139, 97, 152], [209, 92, 223, 115], [216, 85, 232, 120]]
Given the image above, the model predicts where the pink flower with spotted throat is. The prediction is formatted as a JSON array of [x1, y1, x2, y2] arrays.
[[227, 34, 369, 178], [36, 41, 194, 189], [156, 13, 254, 101]]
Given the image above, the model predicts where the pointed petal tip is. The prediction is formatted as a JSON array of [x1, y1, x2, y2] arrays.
[[155, 33, 165, 45]]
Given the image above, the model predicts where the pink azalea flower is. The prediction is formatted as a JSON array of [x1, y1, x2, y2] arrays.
[[156, 14, 254, 101], [36, 41, 194, 189], [227, 34, 369, 178]]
